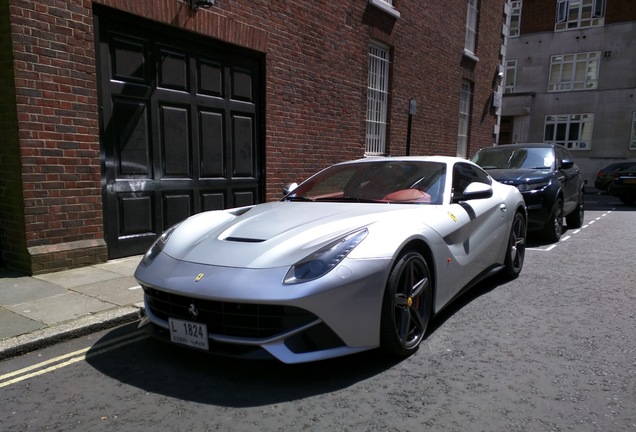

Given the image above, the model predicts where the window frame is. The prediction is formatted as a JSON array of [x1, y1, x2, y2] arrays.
[[464, 0, 479, 55], [548, 51, 600, 92], [555, 0, 605, 31], [509, 0, 522, 37], [504, 59, 517, 94], [457, 80, 473, 158], [365, 41, 391, 156], [630, 112, 636, 150], [544, 113, 594, 150]]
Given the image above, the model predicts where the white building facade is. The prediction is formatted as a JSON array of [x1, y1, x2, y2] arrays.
[[501, 0, 636, 187]]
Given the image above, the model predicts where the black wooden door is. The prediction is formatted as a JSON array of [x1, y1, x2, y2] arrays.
[[95, 8, 264, 259]]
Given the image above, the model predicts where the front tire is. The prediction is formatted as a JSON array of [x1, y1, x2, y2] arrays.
[[542, 198, 563, 243], [380, 251, 432, 357], [503, 212, 526, 279]]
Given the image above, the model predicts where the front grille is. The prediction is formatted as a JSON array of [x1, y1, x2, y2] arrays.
[[143, 286, 318, 339]]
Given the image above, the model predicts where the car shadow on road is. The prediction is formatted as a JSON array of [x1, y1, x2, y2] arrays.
[[86, 321, 407, 407], [86, 277, 508, 408]]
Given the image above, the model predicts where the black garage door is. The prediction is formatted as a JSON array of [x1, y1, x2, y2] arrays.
[[95, 7, 264, 259]]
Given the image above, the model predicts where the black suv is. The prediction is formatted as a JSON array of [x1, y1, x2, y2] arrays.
[[471, 143, 585, 242]]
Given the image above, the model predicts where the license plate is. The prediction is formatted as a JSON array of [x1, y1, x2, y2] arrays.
[[168, 318, 209, 350], [624, 178, 636, 184]]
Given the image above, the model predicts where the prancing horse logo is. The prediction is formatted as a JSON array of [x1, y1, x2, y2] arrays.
[[188, 303, 199, 320]]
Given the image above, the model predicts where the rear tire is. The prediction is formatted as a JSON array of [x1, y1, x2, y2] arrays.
[[503, 212, 526, 279], [380, 251, 432, 357], [542, 198, 563, 243], [620, 197, 635, 205], [566, 192, 584, 228]]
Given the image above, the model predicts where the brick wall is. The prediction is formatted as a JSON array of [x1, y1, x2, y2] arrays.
[[606, 0, 636, 23], [5, 0, 105, 273], [2, 0, 505, 273]]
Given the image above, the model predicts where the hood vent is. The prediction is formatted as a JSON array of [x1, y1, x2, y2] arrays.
[[224, 237, 265, 243]]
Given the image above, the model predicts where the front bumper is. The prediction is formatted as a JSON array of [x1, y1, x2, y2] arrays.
[[520, 190, 554, 231], [135, 251, 392, 364]]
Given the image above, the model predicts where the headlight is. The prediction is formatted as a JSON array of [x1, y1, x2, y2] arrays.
[[141, 224, 180, 266], [517, 181, 549, 193], [284, 228, 368, 284]]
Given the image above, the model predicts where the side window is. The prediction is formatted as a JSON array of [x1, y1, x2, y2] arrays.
[[452, 163, 491, 199]]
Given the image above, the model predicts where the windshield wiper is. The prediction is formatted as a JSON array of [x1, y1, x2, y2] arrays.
[[284, 196, 314, 202], [314, 196, 382, 203]]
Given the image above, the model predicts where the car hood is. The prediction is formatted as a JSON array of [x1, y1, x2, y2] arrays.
[[486, 168, 551, 183], [162, 201, 437, 268]]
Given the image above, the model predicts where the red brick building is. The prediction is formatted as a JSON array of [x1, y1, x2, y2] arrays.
[[0, 0, 508, 274]]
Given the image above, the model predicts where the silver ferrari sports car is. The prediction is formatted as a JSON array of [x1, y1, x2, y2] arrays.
[[135, 156, 527, 364]]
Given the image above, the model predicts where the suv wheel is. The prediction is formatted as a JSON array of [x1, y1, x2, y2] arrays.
[[565, 192, 584, 228], [543, 198, 563, 243]]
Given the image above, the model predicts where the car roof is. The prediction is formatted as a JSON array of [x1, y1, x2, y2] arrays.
[[340, 155, 471, 165], [476, 143, 557, 150]]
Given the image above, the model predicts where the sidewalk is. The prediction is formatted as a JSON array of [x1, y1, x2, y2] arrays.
[[0, 255, 145, 361]]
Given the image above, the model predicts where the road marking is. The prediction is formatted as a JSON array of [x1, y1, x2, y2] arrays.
[[527, 208, 615, 252], [0, 331, 148, 389]]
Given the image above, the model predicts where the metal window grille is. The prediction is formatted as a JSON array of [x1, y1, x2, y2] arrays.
[[457, 80, 473, 158], [366, 43, 390, 156]]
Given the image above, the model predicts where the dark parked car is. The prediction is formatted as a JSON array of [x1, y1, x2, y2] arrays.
[[472, 143, 585, 243], [608, 165, 636, 205], [594, 162, 636, 192]]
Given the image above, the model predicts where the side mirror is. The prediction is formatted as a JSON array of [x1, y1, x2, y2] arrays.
[[283, 182, 298, 196], [454, 182, 493, 202], [560, 159, 574, 170]]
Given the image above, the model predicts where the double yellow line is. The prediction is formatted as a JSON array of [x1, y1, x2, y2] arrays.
[[0, 331, 148, 388]]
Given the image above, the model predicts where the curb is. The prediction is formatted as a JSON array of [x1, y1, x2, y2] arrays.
[[0, 305, 145, 361]]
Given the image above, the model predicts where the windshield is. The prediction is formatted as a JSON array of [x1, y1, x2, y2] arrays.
[[285, 160, 447, 204], [472, 147, 555, 170]]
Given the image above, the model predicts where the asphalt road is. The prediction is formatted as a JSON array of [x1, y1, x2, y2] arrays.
[[1, 194, 634, 432]]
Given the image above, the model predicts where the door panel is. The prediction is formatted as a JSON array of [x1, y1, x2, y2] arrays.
[[96, 7, 264, 258]]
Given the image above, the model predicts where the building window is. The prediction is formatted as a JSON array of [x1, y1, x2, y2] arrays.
[[504, 59, 517, 94], [544, 114, 594, 150], [556, 0, 605, 31], [457, 80, 473, 158], [366, 42, 390, 156], [465, 0, 478, 55], [509, 1, 522, 37], [630, 112, 636, 150], [548, 52, 600, 92]]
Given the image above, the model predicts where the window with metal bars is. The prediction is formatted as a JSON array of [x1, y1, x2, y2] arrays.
[[366, 42, 390, 156]]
